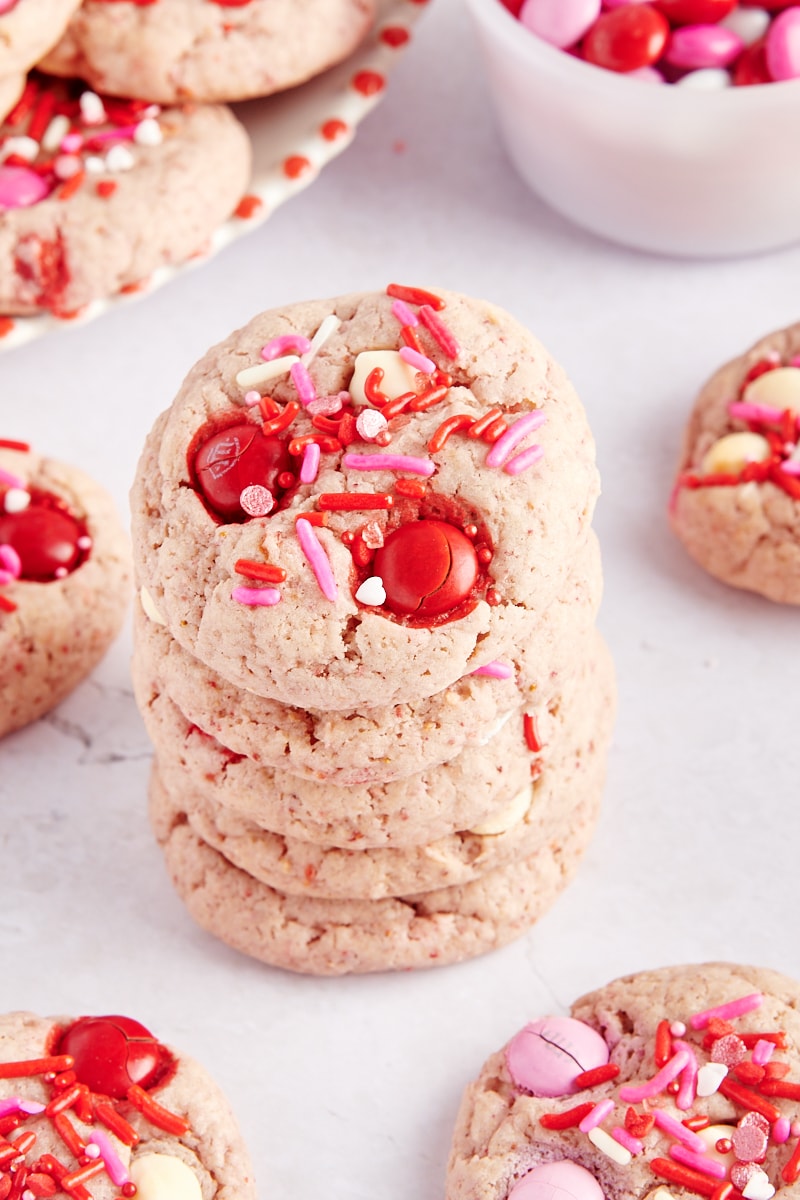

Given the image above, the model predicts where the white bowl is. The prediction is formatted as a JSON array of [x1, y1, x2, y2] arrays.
[[466, 0, 800, 257]]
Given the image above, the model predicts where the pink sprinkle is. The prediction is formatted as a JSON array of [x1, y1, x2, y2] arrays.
[[296, 518, 338, 602], [579, 1100, 614, 1133], [773, 1117, 791, 1145], [779, 459, 800, 476], [673, 1039, 699, 1111], [0, 1098, 43, 1117], [471, 660, 513, 679], [239, 485, 274, 517], [262, 334, 312, 361], [752, 1040, 775, 1067], [419, 304, 459, 359], [504, 445, 544, 476], [391, 299, 418, 327], [231, 586, 281, 607], [0, 467, 25, 488], [399, 346, 436, 374], [652, 1106, 707, 1153], [89, 123, 138, 143], [689, 992, 763, 1030], [308, 392, 347, 416], [790, 355, 800, 369], [300, 442, 320, 484], [243, 389, 261, 407], [486, 411, 547, 469], [670, 1022, 687, 1038], [728, 400, 784, 423], [60, 132, 83, 153], [611, 1127, 643, 1156], [291, 361, 317, 406], [669, 1145, 727, 1180], [89, 1131, 129, 1186], [344, 452, 435, 476], [0, 544, 21, 579], [619, 1049, 691, 1103]]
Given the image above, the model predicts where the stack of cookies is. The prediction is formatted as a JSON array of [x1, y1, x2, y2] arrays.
[[130, 285, 615, 975]]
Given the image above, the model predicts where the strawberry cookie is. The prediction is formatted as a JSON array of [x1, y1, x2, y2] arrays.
[[448, 963, 800, 1200], [131, 286, 599, 713], [0, 1010, 256, 1199], [0, 74, 250, 316], [670, 324, 800, 604], [41, 0, 376, 104], [0, 441, 130, 738]]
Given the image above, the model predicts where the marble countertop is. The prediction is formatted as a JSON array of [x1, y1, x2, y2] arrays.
[[2, 1, 799, 1196]]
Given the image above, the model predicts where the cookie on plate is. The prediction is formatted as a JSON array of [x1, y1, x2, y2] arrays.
[[0, 75, 251, 316], [41, 0, 376, 104], [0, 1009, 256, 1198], [0, 440, 130, 737], [131, 287, 599, 712], [670, 324, 800, 604], [448, 962, 800, 1200], [0, 0, 82, 118]]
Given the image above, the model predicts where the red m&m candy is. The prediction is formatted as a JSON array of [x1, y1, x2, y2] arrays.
[[192, 423, 291, 521], [58, 1015, 170, 1099], [372, 519, 479, 618], [583, 5, 671, 71], [654, 0, 736, 24], [0, 504, 84, 581]]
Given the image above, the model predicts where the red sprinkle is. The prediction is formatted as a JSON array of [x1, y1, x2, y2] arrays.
[[428, 414, 472, 453], [408, 385, 449, 412], [683, 1115, 711, 1132], [51, 1112, 84, 1159], [261, 401, 300, 436], [400, 325, 424, 353], [0, 1058, 73, 1080], [283, 155, 311, 180], [740, 1032, 787, 1050], [468, 408, 503, 438], [352, 69, 385, 96], [234, 559, 286, 583], [381, 392, 416, 421], [0, 319, 14, 339], [234, 194, 263, 218], [293, 512, 328, 527], [734, 1062, 765, 1085], [0, 595, 17, 613], [93, 1101, 140, 1146], [364, 368, 389, 407], [95, 180, 117, 199], [760, 1079, 800, 1100], [317, 493, 394, 511], [574, 1063, 620, 1088], [126, 1084, 189, 1135], [655, 1019, 673, 1067], [0, 440, 28, 453], [386, 283, 445, 311], [380, 25, 411, 46], [781, 1137, 800, 1184], [321, 118, 348, 141], [718, 1077, 780, 1122], [394, 478, 426, 499], [523, 713, 542, 753], [651, 1157, 719, 1197], [538, 1102, 594, 1130]]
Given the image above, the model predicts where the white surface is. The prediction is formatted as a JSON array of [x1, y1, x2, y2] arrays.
[[1, 1, 800, 1197], [468, 0, 800, 257]]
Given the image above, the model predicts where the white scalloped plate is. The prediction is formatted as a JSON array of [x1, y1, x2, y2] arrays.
[[0, 0, 429, 352]]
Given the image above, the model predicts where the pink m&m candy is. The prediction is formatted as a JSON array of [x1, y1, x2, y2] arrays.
[[509, 1161, 605, 1200], [506, 1016, 609, 1097], [766, 6, 800, 79], [664, 22, 744, 67], [0, 166, 50, 210], [520, 0, 602, 48]]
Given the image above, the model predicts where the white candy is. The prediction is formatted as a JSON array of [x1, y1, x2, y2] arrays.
[[349, 350, 420, 406], [301, 313, 341, 367], [356, 408, 388, 440], [84, 156, 106, 175], [744, 366, 800, 413], [721, 7, 770, 46], [4, 488, 30, 513], [140, 586, 166, 626], [134, 118, 163, 147], [79, 90, 106, 126], [701, 432, 770, 475], [676, 69, 732, 90], [54, 154, 82, 180], [587, 1126, 631, 1165], [129, 1153, 203, 1200], [742, 1169, 775, 1200], [1, 136, 38, 162], [235, 355, 298, 390], [105, 144, 135, 173], [470, 787, 531, 836], [355, 576, 386, 606], [647, 1190, 680, 1200], [41, 114, 71, 153], [695, 1061, 728, 1096]]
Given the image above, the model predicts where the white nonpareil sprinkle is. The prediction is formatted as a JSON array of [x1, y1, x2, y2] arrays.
[[587, 1127, 632, 1166], [134, 117, 163, 147], [4, 488, 30, 513], [105, 145, 136, 173], [54, 154, 82, 180], [84, 155, 106, 175], [80, 90, 106, 125], [1, 136, 38, 162], [696, 1061, 728, 1097], [235, 354, 299, 390]]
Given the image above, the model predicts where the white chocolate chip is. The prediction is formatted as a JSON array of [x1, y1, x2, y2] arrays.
[[4, 488, 30, 513], [742, 1169, 775, 1200], [129, 1153, 203, 1200], [470, 787, 531, 836], [349, 350, 420, 406], [140, 586, 166, 625], [355, 576, 386, 606], [696, 1125, 736, 1166], [79, 90, 106, 126], [701, 432, 770, 475], [587, 1127, 632, 1165], [1, 136, 37, 161], [696, 1061, 728, 1096], [744, 366, 800, 413], [647, 1189, 680, 1200]]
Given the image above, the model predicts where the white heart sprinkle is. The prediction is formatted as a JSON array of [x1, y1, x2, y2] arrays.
[[743, 1170, 775, 1200], [355, 576, 386, 606]]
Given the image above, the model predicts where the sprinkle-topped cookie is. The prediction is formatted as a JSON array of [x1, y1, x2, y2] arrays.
[[131, 285, 599, 712], [0, 1010, 256, 1199], [448, 964, 800, 1200], [670, 324, 800, 604]]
